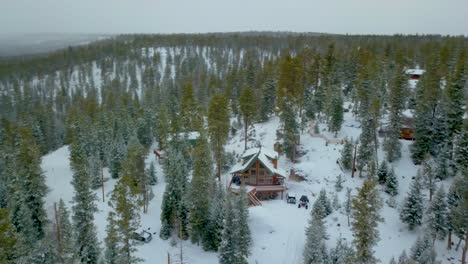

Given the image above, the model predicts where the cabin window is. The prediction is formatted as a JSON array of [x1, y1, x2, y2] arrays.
[[265, 178, 272, 184], [259, 170, 265, 176], [258, 178, 264, 184], [250, 169, 256, 175], [259, 163, 265, 168]]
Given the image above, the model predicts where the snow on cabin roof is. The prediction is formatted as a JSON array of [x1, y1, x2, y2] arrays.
[[230, 147, 286, 178], [401, 109, 414, 118], [241, 147, 278, 160], [405, 69, 425, 75]]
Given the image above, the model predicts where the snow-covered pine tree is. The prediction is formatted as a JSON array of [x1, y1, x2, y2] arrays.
[[383, 65, 406, 162], [70, 141, 100, 263], [105, 211, 119, 264], [203, 182, 225, 251], [235, 184, 252, 262], [0, 208, 19, 262], [377, 161, 389, 185], [219, 193, 239, 264], [422, 159, 437, 201], [147, 161, 158, 185], [398, 250, 409, 264], [55, 199, 76, 263], [341, 139, 354, 171], [452, 125, 468, 174], [314, 189, 332, 218], [304, 200, 329, 264], [328, 88, 344, 137], [160, 141, 190, 240], [109, 175, 142, 264], [239, 87, 256, 150], [110, 132, 126, 179], [329, 238, 355, 264], [445, 50, 466, 137], [385, 167, 398, 196], [332, 193, 341, 210], [410, 233, 438, 263], [207, 94, 230, 180], [335, 174, 344, 192], [434, 142, 453, 180], [400, 172, 424, 230], [446, 179, 461, 250], [351, 179, 383, 264], [344, 188, 352, 227], [87, 150, 101, 189], [388, 257, 397, 264], [426, 185, 448, 241], [281, 100, 299, 162], [189, 133, 214, 245], [357, 117, 375, 177]]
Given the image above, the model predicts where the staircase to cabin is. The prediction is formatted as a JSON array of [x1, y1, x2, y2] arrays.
[[248, 188, 262, 206]]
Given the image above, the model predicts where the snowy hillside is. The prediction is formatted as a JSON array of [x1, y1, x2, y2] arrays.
[[41, 109, 461, 264]]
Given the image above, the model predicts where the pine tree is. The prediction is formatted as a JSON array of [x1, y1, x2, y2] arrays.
[[105, 212, 119, 264], [239, 87, 256, 150], [377, 161, 389, 185], [398, 250, 409, 264], [383, 65, 406, 162], [121, 137, 147, 212], [180, 82, 198, 132], [259, 76, 277, 122], [110, 132, 126, 179], [434, 142, 452, 180], [281, 100, 299, 162], [400, 172, 424, 230], [70, 141, 100, 263], [421, 160, 436, 201], [329, 238, 355, 264], [55, 199, 76, 263], [0, 208, 19, 263], [445, 51, 466, 137], [446, 178, 461, 250], [203, 182, 225, 251], [357, 118, 376, 177], [385, 167, 398, 196], [335, 174, 344, 192], [219, 193, 239, 264], [189, 133, 214, 245], [147, 161, 158, 185], [410, 233, 437, 264], [314, 189, 332, 218], [351, 179, 383, 264], [155, 105, 170, 150], [344, 188, 352, 227], [341, 139, 354, 171], [332, 193, 341, 210], [208, 94, 230, 180], [236, 184, 252, 262], [329, 89, 344, 136], [304, 201, 329, 264], [452, 126, 468, 174], [426, 186, 448, 241], [109, 176, 142, 264]]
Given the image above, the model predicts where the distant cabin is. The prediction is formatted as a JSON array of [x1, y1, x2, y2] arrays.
[[229, 147, 287, 205], [405, 68, 425, 80], [400, 110, 415, 140], [153, 131, 200, 162]]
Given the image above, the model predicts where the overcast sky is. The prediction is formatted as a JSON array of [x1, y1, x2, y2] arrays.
[[1, 0, 467, 36]]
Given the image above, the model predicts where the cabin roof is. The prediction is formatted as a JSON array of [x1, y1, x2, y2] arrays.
[[230, 147, 286, 178]]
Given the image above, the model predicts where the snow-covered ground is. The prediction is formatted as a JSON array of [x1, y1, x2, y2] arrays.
[[41, 108, 461, 264]]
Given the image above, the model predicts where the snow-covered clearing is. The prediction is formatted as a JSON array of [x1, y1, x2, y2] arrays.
[[42, 108, 461, 264]]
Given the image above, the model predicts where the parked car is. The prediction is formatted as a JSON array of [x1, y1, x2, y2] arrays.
[[286, 193, 297, 204], [132, 230, 153, 243], [298, 195, 309, 209]]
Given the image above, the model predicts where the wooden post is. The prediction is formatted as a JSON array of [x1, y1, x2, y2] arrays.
[[54, 202, 62, 255], [351, 144, 357, 178], [101, 161, 105, 202]]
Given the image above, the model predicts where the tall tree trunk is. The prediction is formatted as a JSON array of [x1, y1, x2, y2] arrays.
[[462, 235, 467, 264], [244, 121, 248, 151], [448, 230, 452, 250]]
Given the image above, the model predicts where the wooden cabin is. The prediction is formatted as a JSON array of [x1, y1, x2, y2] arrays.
[[229, 147, 287, 205], [400, 110, 415, 140]]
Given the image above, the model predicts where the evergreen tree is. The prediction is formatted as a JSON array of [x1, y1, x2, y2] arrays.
[[281, 100, 299, 161], [239, 87, 256, 150], [398, 250, 409, 264], [314, 189, 332, 218], [385, 167, 398, 196], [236, 184, 252, 261], [259, 76, 277, 122], [0, 208, 19, 263], [357, 118, 376, 177], [426, 186, 448, 241], [208, 94, 230, 180], [180, 82, 198, 132], [383, 65, 406, 162], [421, 160, 437, 201], [147, 161, 158, 185], [329, 90, 344, 136], [400, 172, 424, 230], [219, 193, 240, 264], [434, 142, 452, 180], [351, 179, 382, 264], [452, 126, 468, 173], [344, 188, 352, 227], [203, 182, 225, 251], [445, 51, 466, 137], [110, 132, 126, 179], [55, 199, 76, 263], [335, 174, 344, 192], [304, 200, 329, 264], [189, 133, 214, 245], [155, 105, 170, 150], [109, 176, 142, 264], [332, 193, 341, 210], [105, 212, 119, 264], [341, 139, 354, 171], [70, 141, 100, 263], [377, 161, 389, 185], [329, 238, 355, 264], [410, 233, 437, 264]]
